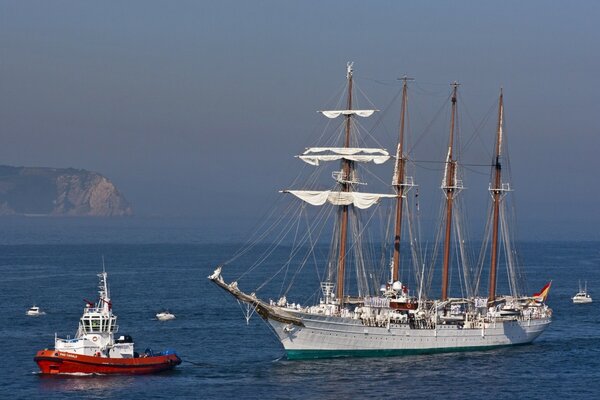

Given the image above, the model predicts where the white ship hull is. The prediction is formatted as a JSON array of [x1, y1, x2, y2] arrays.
[[572, 297, 592, 304], [268, 313, 550, 359]]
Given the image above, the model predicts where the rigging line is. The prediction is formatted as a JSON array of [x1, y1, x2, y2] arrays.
[[507, 197, 526, 292], [460, 96, 496, 158], [279, 204, 305, 297], [414, 163, 444, 172], [354, 118, 387, 151], [378, 203, 394, 284], [304, 208, 322, 284], [256, 207, 324, 293], [502, 201, 522, 296], [238, 201, 307, 281], [426, 196, 448, 297], [274, 196, 338, 294], [355, 208, 376, 296], [322, 80, 348, 111], [453, 204, 472, 298], [225, 196, 298, 268], [305, 93, 345, 150], [452, 225, 464, 299], [354, 81, 379, 110], [222, 186, 292, 264], [362, 209, 380, 295], [281, 203, 337, 294], [360, 76, 403, 86], [235, 299, 258, 326], [225, 145, 329, 267], [413, 81, 455, 91], [500, 205, 516, 295], [406, 196, 424, 289], [359, 164, 393, 187], [407, 91, 453, 154], [462, 165, 489, 175], [474, 200, 493, 296], [367, 85, 403, 134], [338, 202, 384, 284], [411, 159, 496, 168], [309, 114, 337, 150], [349, 211, 365, 296]]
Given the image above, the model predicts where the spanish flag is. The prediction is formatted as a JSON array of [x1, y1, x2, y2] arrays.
[[533, 281, 552, 302]]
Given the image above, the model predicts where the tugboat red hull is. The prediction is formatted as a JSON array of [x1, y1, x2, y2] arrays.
[[34, 350, 182, 375]]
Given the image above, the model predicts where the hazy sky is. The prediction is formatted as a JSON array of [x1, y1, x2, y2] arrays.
[[1, 1, 599, 239]]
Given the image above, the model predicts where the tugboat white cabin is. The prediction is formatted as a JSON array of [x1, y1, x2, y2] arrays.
[[54, 270, 134, 358]]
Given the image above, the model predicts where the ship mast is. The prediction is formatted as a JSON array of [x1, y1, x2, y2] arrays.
[[488, 89, 504, 303], [391, 76, 413, 283], [336, 62, 354, 303], [441, 82, 460, 301]]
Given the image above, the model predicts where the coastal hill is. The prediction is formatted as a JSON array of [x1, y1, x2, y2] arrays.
[[0, 165, 133, 216]]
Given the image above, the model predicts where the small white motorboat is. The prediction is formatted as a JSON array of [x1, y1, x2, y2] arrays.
[[26, 305, 45, 316], [156, 311, 176, 321], [573, 281, 592, 304]]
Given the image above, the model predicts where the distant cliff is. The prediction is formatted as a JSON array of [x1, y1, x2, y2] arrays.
[[0, 166, 133, 216]]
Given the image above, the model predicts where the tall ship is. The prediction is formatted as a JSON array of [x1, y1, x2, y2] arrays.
[[35, 270, 182, 374], [209, 63, 552, 359]]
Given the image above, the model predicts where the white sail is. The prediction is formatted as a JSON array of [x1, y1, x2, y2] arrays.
[[319, 110, 377, 119], [300, 154, 390, 165], [303, 147, 388, 155], [284, 190, 396, 209], [299, 147, 390, 166]]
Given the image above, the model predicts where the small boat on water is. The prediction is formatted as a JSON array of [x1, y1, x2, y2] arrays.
[[26, 305, 45, 316], [34, 270, 182, 374], [156, 311, 176, 321], [573, 281, 592, 304]]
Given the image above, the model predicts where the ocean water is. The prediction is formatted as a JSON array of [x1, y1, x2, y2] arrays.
[[1, 218, 599, 399]]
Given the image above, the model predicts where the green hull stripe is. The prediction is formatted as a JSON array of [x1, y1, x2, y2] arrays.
[[286, 343, 527, 360]]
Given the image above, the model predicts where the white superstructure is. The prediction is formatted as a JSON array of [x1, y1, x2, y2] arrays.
[[54, 270, 135, 358]]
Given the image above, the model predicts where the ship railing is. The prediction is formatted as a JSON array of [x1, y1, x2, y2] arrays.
[[83, 307, 109, 314], [56, 337, 82, 344], [82, 324, 119, 334]]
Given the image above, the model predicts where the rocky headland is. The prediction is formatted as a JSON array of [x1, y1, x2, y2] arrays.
[[0, 165, 133, 216]]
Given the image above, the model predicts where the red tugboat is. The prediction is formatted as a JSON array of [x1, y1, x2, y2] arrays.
[[34, 270, 181, 374]]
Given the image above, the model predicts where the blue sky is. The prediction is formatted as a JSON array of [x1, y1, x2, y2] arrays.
[[1, 1, 599, 239]]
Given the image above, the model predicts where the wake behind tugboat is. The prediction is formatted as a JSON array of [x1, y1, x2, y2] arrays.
[[34, 270, 181, 375]]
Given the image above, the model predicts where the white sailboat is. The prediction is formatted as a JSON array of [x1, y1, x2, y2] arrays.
[[209, 63, 552, 359], [572, 281, 592, 303]]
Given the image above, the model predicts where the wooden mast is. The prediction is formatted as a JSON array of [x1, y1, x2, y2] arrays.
[[441, 82, 459, 301], [488, 89, 504, 303], [336, 62, 354, 303], [392, 77, 412, 283]]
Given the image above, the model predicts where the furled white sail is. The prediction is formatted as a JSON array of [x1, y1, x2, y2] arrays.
[[299, 147, 390, 166], [284, 190, 396, 209], [303, 147, 388, 155], [319, 110, 377, 119]]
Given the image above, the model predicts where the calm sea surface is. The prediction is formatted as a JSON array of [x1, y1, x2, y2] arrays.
[[1, 218, 599, 399]]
